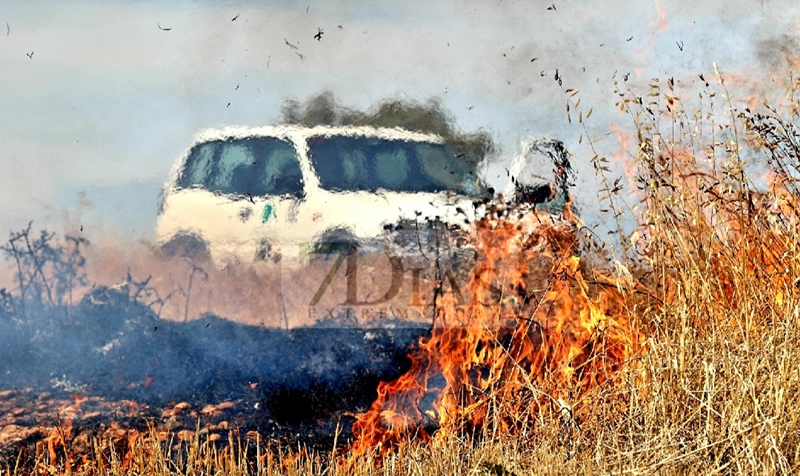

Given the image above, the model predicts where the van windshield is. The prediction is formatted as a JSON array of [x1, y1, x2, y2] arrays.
[[178, 137, 304, 198], [307, 135, 483, 196]]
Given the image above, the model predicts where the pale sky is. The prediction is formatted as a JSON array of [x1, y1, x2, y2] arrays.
[[1, 0, 797, 239]]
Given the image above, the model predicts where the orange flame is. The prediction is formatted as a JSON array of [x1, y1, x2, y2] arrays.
[[350, 201, 642, 455], [634, 0, 669, 57]]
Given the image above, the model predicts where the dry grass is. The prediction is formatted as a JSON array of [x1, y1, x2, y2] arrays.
[[5, 72, 800, 475]]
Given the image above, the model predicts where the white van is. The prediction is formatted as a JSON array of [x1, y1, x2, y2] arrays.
[[155, 126, 570, 325], [156, 125, 494, 268]]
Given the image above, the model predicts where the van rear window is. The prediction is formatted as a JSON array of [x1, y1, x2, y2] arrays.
[[307, 136, 481, 196]]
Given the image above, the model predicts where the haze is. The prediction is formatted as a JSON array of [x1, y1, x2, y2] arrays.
[[1, 0, 796, 239]]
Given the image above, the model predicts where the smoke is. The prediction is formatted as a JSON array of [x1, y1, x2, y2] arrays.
[[755, 33, 800, 75], [280, 90, 495, 169], [0, 223, 429, 435], [5, 0, 800, 238]]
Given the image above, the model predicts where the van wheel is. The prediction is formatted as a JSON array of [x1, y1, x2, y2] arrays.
[[310, 227, 359, 256], [160, 232, 211, 262], [317, 227, 357, 243]]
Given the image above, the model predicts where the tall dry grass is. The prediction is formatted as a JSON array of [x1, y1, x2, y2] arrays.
[[593, 69, 800, 474], [5, 70, 800, 475]]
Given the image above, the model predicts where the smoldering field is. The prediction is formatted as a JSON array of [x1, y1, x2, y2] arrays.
[[0, 227, 439, 459]]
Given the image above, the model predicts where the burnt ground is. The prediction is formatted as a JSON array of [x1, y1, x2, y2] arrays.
[[0, 284, 429, 462]]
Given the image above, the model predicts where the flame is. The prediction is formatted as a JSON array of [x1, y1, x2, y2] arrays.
[[611, 123, 645, 205], [633, 0, 669, 57], [740, 95, 761, 112], [631, 124, 800, 333], [350, 201, 642, 455], [650, 0, 668, 35]]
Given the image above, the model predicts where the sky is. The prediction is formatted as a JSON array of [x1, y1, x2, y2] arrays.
[[1, 0, 799, 240]]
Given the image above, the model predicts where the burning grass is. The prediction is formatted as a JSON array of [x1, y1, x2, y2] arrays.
[[348, 205, 643, 457], [5, 71, 800, 475]]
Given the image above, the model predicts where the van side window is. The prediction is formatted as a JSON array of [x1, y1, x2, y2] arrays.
[[307, 135, 479, 196], [179, 137, 305, 198]]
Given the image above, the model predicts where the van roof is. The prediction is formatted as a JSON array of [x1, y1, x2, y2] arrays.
[[192, 125, 445, 145]]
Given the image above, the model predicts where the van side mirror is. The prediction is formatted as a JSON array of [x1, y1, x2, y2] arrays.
[[508, 138, 573, 213]]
